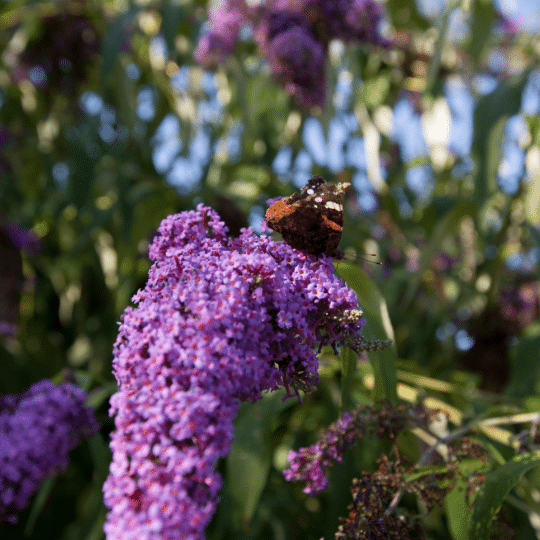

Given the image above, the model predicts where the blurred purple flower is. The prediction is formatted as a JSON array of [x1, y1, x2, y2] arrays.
[[499, 281, 539, 331], [0, 380, 99, 524], [405, 250, 419, 272], [254, 9, 311, 50], [194, 0, 247, 66], [0, 126, 13, 149], [4, 223, 41, 256], [433, 252, 457, 272], [255, 0, 386, 105], [272, 0, 387, 45], [103, 204, 365, 540], [344, 0, 388, 45], [0, 222, 41, 337], [0, 322, 18, 336], [194, 0, 387, 106], [268, 25, 326, 106], [194, 33, 237, 67]]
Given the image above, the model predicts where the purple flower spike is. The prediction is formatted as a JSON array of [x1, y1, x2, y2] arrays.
[[284, 403, 422, 496], [103, 204, 365, 539], [284, 412, 356, 494], [0, 380, 99, 524]]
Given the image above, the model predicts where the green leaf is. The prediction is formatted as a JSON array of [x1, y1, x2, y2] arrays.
[[226, 391, 292, 523], [525, 169, 540, 225], [406, 464, 450, 482], [445, 458, 492, 540], [505, 328, 540, 399], [386, 0, 430, 30], [445, 473, 471, 540], [484, 115, 508, 197], [160, 1, 186, 53], [68, 136, 98, 210], [469, 0, 498, 67], [472, 69, 532, 206], [335, 262, 397, 402], [87, 434, 112, 484], [339, 346, 358, 412], [402, 200, 476, 308], [468, 451, 540, 540], [101, 9, 137, 85], [24, 473, 58, 534], [528, 221, 540, 248], [362, 75, 390, 108]]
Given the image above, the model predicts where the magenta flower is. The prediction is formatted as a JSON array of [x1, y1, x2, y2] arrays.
[[0, 380, 99, 524], [103, 204, 365, 539]]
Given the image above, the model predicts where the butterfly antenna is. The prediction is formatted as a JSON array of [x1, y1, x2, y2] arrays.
[[358, 253, 382, 265]]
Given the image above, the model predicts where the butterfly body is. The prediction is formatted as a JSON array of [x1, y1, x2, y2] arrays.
[[265, 175, 344, 256]]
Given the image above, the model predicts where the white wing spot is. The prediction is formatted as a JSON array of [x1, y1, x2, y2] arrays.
[[307, 189, 315, 195], [325, 201, 342, 211], [314, 196, 323, 203]]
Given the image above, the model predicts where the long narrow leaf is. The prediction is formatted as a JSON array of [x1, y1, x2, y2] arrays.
[[468, 451, 540, 540], [227, 391, 293, 523], [335, 262, 397, 402], [472, 69, 532, 205]]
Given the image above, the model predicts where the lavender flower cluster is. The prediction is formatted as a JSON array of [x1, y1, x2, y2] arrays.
[[103, 204, 365, 540], [284, 402, 421, 495], [194, 0, 387, 106], [0, 380, 99, 524], [285, 411, 356, 494]]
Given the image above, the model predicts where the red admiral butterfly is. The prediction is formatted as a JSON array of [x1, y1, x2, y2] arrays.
[[265, 175, 346, 257]]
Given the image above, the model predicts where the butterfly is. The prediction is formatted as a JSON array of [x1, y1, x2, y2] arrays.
[[265, 175, 345, 256]]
